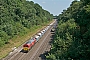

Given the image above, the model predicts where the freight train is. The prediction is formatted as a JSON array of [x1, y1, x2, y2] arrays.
[[23, 22, 55, 52]]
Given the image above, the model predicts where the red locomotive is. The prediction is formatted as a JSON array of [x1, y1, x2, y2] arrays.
[[23, 38, 36, 52], [22, 22, 54, 52]]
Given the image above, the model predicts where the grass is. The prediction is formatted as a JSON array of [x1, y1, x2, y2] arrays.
[[0, 21, 54, 59]]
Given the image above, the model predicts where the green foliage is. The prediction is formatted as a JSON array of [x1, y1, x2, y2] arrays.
[[46, 0, 90, 60], [46, 19, 77, 60], [0, 30, 9, 45], [46, 53, 56, 60], [0, 0, 53, 47]]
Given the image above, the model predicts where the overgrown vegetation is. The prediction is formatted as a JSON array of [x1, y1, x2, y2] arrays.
[[46, 0, 90, 60], [0, 0, 53, 47]]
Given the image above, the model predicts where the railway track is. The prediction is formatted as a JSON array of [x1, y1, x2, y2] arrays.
[[13, 24, 53, 60], [2, 21, 56, 60], [30, 27, 52, 60]]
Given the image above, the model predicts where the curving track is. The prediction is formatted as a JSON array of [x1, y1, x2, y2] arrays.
[[2, 20, 56, 60]]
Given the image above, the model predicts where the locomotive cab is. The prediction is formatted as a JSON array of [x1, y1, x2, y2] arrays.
[[23, 44, 29, 52]]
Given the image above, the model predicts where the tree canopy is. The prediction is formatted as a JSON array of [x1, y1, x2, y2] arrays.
[[46, 0, 90, 60]]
